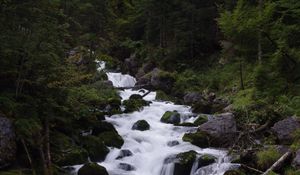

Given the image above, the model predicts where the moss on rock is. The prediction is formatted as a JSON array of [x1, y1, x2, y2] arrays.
[[160, 111, 181, 124], [97, 131, 124, 148], [123, 97, 150, 113], [81, 136, 109, 162], [132, 120, 150, 131], [182, 131, 210, 148], [78, 162, 109, 175], [198, 154, 216, 168], [194, 115, 208, 126]]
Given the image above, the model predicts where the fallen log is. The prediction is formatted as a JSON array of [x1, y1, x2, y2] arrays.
[[262, 151, 292, 175]]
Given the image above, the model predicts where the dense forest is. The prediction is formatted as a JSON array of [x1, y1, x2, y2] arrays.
[[0, 0, 300, 175]]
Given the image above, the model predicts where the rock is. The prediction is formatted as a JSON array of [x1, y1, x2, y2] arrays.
[[57, 147, 88, 166], [123, 97, 150, 113], [124, 55, 139, 76], [292, 149, 300, 169], [132, 120, 150, 131], [174, 151, 197, 175], [182, 131, 210, 148], [116, 149, 133, 159], [129, 94, 143, 100], [81, 136, 109, 162], [97, 131, 124, 149], [160, 111, 181, 125], [198, 113, 237, 147], [92, 121, 117, 136], [191, 100, 211, 114], [194, 115, 208, 126], [271, 116, 300, 144], [118, 163, 135, 171], [176, 122, 197, 127], [184, 92, 203, 105], [0, 115, 16, 168], [78, 162, 109, 175], [198, 154, 216, 168], [167, 140, 180, 147], [150, 68, 175, 93]]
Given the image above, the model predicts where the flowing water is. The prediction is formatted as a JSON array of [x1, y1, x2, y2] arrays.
[[73, 64, 235, 175]]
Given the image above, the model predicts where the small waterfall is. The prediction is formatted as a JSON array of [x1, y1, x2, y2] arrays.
[[107, 72, 137, 88]]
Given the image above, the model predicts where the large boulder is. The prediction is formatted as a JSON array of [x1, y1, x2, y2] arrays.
[[271, 116, 300, 144], [78, 162, 109, 175], [150, 69, 175, 93], [81, 136, 109, 162], [160, 111, 181, 125], [124, 55, 139, 76], [0, 115, 16, 168], [292, 149, 300, 169], [97, 131, 124, 149], [184, 92, 204, 105], [198, 113, 237, 147], [123, 94, 150, 113], [132, 120, 150, 131]]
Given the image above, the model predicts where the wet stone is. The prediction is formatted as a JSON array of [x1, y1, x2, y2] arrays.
[[167, 140, 180, 147], [116, 149, 133, 159], [119, 163, 136, 171]]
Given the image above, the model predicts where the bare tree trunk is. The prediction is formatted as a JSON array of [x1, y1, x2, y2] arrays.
[[16, 55, 25, 98], [239, 59, 245, 90], [39, 144, 48, 175], [21, 139, 36, 175], [45, 118, 53, 175]]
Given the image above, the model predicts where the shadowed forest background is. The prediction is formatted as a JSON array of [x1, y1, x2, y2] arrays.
[[0, 0, 300, 175]]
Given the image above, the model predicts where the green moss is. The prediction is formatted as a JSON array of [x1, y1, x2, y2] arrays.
[[175, 122, 196, 127], [156, 90, 177, 102], [98, 131, 124, 148], [132, 120, 150, 131], [256, 147, 281, 170], [177, 150, 197, 165], [199, 154, 216, 167], [78, 162, 109, 175], [160, 111, 181, 124], [123, 98, 150, 113], [81, 136, 109, 162], [182, 131, 210, 148], [194, 115, 208, 126], [56, 147, 89, 166]]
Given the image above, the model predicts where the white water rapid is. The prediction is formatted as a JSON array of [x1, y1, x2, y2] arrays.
[[73, 63, 235, 175]]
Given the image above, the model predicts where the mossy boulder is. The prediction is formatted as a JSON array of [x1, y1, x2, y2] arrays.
[[151, 69, 176, 93], [56, 147, 88, 166], [182, 131, 210, 148], [81, 136, 109, 162], [92, 121, 117, 136], [123, 95, 150, 113], [194, 115, 208, 126], [52, 132, 88, 166], [97, 131, 124, 148], [176, 122, 197, 127], [174, 151, 197, 175], [105, 97, 122, 115], [198, 154, 216, 168], [132, 120, 150, 131], [78, 162, 108, 175], [160, 111, 181, 124]]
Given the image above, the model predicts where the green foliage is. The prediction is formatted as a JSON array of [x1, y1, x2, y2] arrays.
[[256, 147, 281, 170]]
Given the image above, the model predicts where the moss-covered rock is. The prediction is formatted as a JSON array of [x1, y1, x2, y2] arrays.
[[194, 115, 208, 126], [56, 147, 88, 166], [256, 147, 281, 170], [97, 131, 124, 148], [176, 122, 197, 127], [78, 162, 109, 175], [174, 151, 197, 175], [92, 121, 117, 136], [123, 97, 150, 113], [160, 111, 181, 124], [198, 154, 216, 168], [156, 90, 179, 103], [132, 120, 150, 131], [81, 136, 109, 162], [182, 131, 210, 148], [151, 69, 176, 93], [52, 132, 88, 166]]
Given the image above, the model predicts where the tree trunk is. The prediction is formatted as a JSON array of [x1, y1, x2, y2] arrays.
[[239, 59, 244, 90], [258, 0, 263, 64], [44, 118, 53, 175]]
